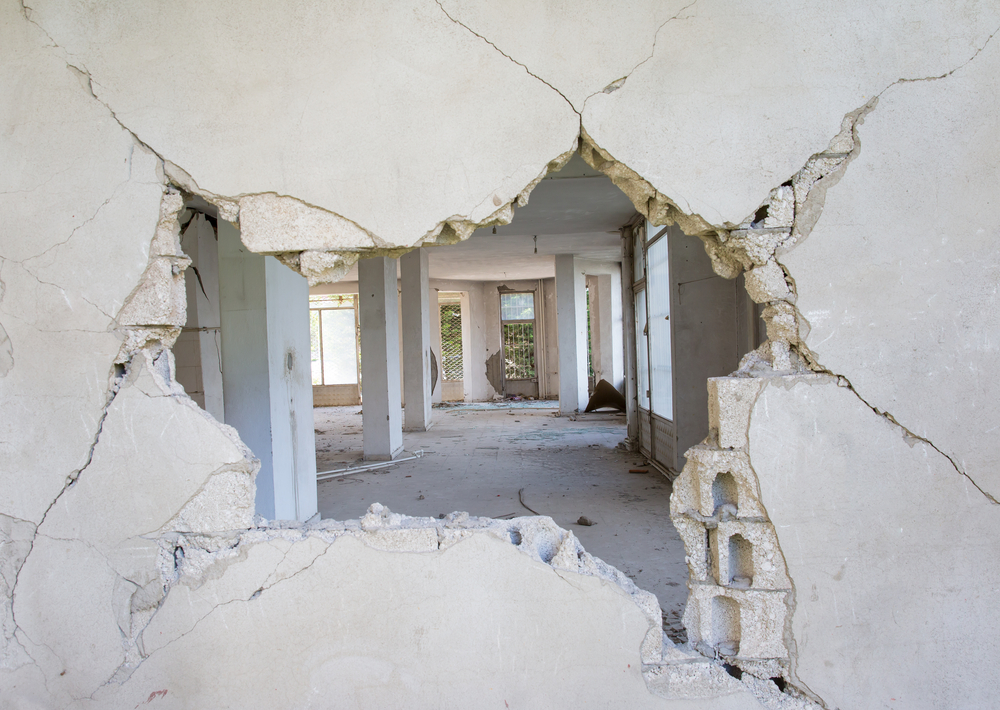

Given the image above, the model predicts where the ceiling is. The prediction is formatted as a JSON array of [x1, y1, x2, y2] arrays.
[[339, 153, 637, 283]]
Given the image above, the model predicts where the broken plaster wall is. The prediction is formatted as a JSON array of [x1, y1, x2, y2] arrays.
[[3, 0, 1000, 707]]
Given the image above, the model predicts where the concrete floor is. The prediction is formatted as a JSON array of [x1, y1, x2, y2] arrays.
[[314, 404, 689, 642]]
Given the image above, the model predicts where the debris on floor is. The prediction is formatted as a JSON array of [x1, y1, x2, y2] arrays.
[[577, 516, 596, 526]]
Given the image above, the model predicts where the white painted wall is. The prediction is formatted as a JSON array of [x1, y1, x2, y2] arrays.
[[218, 220, 317, 522], [6, 2, 1000, 707]]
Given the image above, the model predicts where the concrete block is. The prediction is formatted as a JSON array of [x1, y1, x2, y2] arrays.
[[708, 377, 765, 450], [684, 585, 789, 661], [709, 521, 791, 591]]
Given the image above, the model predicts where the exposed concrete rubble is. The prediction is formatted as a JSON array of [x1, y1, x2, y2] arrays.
[[670, 380, 800, 689]]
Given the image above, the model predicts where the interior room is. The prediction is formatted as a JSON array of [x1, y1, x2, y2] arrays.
[[170, 150, 765, 644]]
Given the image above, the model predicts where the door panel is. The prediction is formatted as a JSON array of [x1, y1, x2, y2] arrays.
[[669, 227, 739, 467]]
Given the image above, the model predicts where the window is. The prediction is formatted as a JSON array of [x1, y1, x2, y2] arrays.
[[646, 234, 673, 419], [309, 294, 360, 386], [500, 292, 536, 380]]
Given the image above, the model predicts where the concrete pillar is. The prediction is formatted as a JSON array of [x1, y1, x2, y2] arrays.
[[587, 274, 602, 388], [459, 291, 475, 401], [401, 249, 432, 431], [218, 220, 317, 522], [430, 288, 443, 404], [555, 254, 589, 414], [608, 269, 625, 392], [590, 273, 623, 391], [462, 285, 491, 401], [358, 256, 403, 460]]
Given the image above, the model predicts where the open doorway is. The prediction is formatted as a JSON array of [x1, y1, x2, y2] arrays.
[[499, 290, 539, 399]]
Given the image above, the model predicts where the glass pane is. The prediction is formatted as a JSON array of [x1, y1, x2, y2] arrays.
[[646, 236, 673, 418], [586, 287, 593, 378], [633, 223, 646, 282], [502, 322, 536, 379], [320, 309, 358, 385], [310, 310, 322, 385], [635, 289, 649, 410], [500, 292, 535, 321], [439, 303, 464, 380]]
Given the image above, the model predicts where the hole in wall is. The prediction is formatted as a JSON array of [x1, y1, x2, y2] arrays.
[[165, 125, 793, 678], [711, 595, 741, 657], [727, 534, 753, 589], [712, 471, 739, 518]]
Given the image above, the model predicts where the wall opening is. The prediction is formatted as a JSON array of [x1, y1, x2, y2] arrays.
[[499, 291, 538, 398], [309, 293, 361, 407]]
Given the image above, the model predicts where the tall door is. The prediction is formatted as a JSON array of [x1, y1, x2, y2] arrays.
[[499, 291, 540, 398], [632, 221, 742, 473], [667, 224, 739, 467]]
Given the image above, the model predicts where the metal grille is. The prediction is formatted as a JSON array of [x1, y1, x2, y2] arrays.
[[502, 322, 536, 379], [439, 303, 463, 380]]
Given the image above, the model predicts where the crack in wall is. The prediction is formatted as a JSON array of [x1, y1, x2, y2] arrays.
[[827, 372, 998, 505], [432, 0, 579, 116], [11, 5, 997, 707], [580, 0, 699, 109], [7, 366, 119, 671]]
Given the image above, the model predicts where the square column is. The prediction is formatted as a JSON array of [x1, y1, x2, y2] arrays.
[[218, 220, 317, 522], [359, 256, 403, 460], [401, 248, 433, 431], [555, 254, 589, 414], [588, 272, 624, 392]]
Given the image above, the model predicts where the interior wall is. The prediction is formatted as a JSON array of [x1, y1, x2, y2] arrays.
[[4, 2, 999, 707]]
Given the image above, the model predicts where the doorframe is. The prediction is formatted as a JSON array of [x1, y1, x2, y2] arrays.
[[497, 287, 541, 398]]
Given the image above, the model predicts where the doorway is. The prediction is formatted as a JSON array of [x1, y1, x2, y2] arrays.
[[499, 291, 539, 399]]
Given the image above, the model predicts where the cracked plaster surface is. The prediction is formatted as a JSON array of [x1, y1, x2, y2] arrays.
[[782, 26, 1000, 502], [582, 0, 1000, 227], [23, 0, 580, 251], [747, 376, 1000, 709], [0, 0, 166, 526], [4, 0, 1000, 706]]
